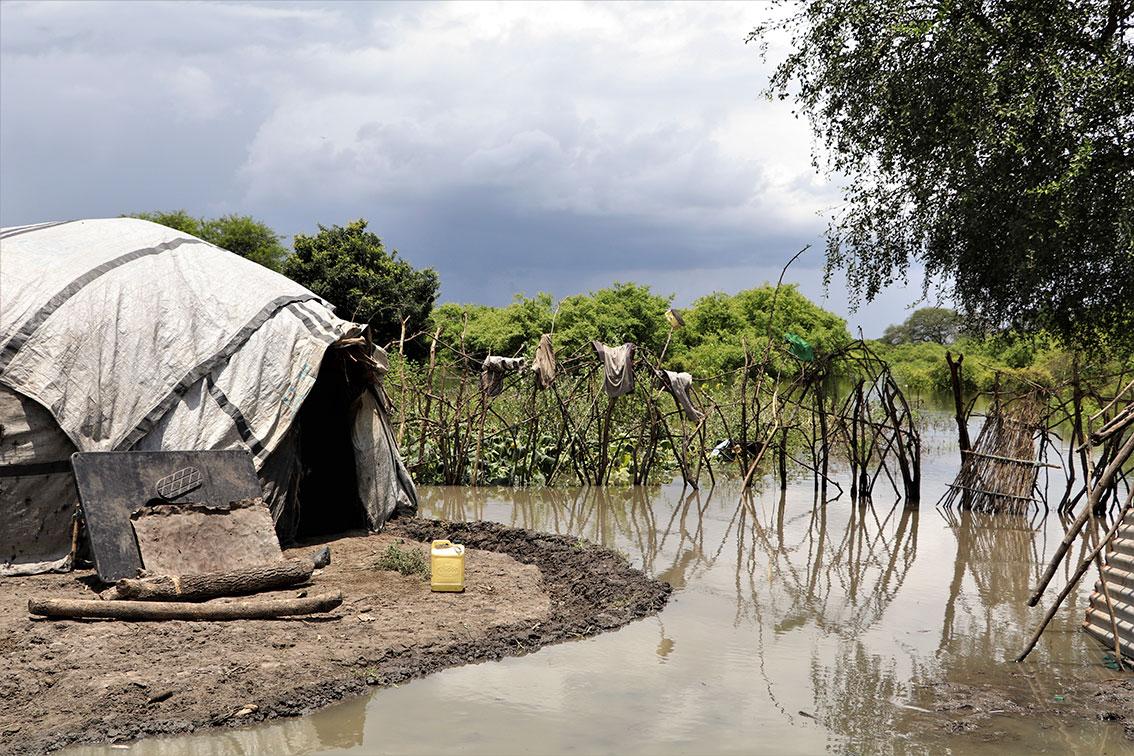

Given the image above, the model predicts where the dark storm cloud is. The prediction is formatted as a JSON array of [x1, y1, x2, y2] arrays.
[[0, 1, 919, 334]]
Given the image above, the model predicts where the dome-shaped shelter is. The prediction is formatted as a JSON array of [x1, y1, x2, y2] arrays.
[[0, 218, 417, 575]]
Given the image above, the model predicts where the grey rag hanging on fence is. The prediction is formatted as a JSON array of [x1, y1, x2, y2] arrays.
[[656, 369, 702, 421], [592, 341, 635, 398], [480, 356, 526, 398], [532, 334, 556, 389]]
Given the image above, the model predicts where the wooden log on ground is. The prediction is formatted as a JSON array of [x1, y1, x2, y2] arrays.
[[112, 559, 315, 601], [28, 592, 342, 621]]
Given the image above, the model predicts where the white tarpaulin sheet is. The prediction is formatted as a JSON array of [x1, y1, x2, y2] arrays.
[[1, 218, 331, 451]]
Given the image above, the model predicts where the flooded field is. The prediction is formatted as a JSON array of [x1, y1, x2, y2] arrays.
[[68, 416, 1130, 755]]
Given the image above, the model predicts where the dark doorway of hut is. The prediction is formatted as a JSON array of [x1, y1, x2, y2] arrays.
[[293, 348, 369, 538]]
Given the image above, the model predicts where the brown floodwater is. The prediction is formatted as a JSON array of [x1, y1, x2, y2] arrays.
[[67, 416, 1129, 755]]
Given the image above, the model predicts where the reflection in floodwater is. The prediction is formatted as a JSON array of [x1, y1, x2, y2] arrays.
[[426, 485, 924, 641], [405, 482, 1118, 754], [63, 695, 368, 756], [69, 430, 1128, 756]]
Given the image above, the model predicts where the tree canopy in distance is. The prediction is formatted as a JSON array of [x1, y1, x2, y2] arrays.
[[881, 307, 964, 346], [128, 210, 288, 272], [433, 282, 851, 378], [750, 0, 1133, 351]]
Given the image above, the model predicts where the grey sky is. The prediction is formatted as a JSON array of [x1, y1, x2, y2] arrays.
[[0, 1, 932, 335]]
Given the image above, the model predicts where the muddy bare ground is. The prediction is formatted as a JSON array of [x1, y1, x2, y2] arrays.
[[914, 673, 1134, 741], [0, 519, 671, 755]]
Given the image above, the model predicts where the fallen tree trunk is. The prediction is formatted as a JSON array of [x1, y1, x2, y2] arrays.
[[29, 592, 342, 621], [112, 560, 314, 601]]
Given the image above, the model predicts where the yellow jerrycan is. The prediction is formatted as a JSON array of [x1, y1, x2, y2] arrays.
[[430, 540, 465, 592]]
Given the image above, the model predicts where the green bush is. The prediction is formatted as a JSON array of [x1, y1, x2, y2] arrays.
[[374, 542, 429, 577]]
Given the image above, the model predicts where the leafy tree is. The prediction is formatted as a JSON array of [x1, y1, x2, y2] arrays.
[[284, 220, 439, 350], [555, 283, 672, 356], [130, 209, 203, 237], [431, 302, 494, 353], [879, 324, 907, 347], [433, 285, 672, 360], [433, 282, 850, 376], [685, 292, 743, 336], [431, 294, 556, 357], [199, 214, 288, 271], [881, 307, 963, 345], [750, 1, 1134, 349], [129, 210, 288, 271], [674, 284, 852, 375]]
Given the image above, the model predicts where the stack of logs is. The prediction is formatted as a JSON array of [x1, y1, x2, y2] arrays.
[[28, 548, 340, 621]]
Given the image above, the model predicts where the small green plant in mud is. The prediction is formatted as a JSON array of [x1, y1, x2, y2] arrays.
[[374, 541, 429, 578], [573, 538, 589, 551]]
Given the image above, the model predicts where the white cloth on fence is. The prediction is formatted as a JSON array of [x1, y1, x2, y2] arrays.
[[592, 341, 635, 398], [657, 369, 702, 421], [480, 356, 526, 397]]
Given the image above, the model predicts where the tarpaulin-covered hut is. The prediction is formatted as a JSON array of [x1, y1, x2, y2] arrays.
[[0, 218, 417, 575]]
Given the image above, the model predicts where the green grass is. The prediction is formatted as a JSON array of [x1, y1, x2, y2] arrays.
[[374, 541, 430, 577]]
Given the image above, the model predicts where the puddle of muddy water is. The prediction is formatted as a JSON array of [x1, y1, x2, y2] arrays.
[[67, 413, 1129, 756]]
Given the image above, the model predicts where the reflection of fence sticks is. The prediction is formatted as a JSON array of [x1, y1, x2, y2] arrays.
[[717, 488, 918, 637]]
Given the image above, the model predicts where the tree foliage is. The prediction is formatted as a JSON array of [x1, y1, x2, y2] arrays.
[[673, 284, 852, 376], [431, 294, 556, 357], [432, 284, 673, 360], [881, 307, 964, 345], [556, 283, 673, 356], [871, 330, 1071, 394], [431, 282, 851, 378], [750, 1, 1134, 349], [129, 210, 288, 271], [283, 220, 439, 350]]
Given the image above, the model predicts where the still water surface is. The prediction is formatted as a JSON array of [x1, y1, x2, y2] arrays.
[[73, 419, 1127, 755]]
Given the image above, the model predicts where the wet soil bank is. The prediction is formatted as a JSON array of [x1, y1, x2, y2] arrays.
[[0, 518, 671, 755], [913, 673, 1134, 742]]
